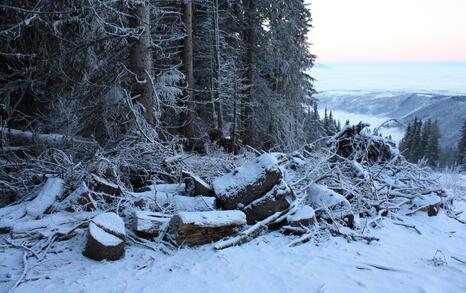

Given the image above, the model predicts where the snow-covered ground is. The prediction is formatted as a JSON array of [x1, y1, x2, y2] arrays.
[[1, 174, 465, 293]]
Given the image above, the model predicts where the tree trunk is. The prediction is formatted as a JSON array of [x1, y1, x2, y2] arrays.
[[181, 0, 194, 139], [212, 0, 224, 132], [241, 0, 256, 146], [129, 1, 155, 125]]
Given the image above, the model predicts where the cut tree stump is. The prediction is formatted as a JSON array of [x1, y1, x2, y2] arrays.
[[213, 153, 282, 209], [134, 211, 171, 237], [169, 210, 246, 246], [26, 177, 65, 218], [182, 170, 215, 196], [83, 212, 126, 261], [243, 180, 294, 224]]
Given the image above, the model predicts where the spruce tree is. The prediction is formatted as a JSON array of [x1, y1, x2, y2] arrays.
[[399, 121, 413, 158], [421, 119, 432, 156], [426, 120, 440, 167], [412, 119, 424, 162], [458, 119, 466, 169]]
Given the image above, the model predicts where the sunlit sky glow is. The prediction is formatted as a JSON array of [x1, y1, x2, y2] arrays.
[[308, 0, 466, 62]]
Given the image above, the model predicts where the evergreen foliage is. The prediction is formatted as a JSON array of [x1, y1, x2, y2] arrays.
[[459, 119, 466, 171], [399, 117, 441, 167], [0, 0, 315, 152]]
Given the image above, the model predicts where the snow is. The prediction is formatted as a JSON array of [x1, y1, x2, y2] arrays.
[[287, 205, 315, 223], [135, 211, 170, 232], [3, 200, 465, 292], [2, 172, 466, 292], [151, 183, 185, 193], [412, 194, 442, 208], [89, 223, 123, 247], [212, 153, 280, 198], [306, 183, 350, 211], [155, 193, 216, 212], [91, 212, 125, 237], [175, 210, 247, 227], [26, 177, 65, 218], [12, 212, 95, 237]]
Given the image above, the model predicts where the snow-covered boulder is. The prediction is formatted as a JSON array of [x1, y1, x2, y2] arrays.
[[243, 180, 294, 224], [83, 212, 126, 261], [169, 210, 247, 246], [213, 153, 282, 209]]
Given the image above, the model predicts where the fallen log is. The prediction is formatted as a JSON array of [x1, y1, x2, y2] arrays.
[[169, 210, 246, 246], [134, 211, 171, 238], [83, 212, 126, 261], [155, 192, 217, 213], [26, 177, 65, 218], [11, 211, 95, 239], [182, 170, 215, 196], [213, 153, 282, 209], [243, 180, 294, 224], [0, 127, 97, 147]]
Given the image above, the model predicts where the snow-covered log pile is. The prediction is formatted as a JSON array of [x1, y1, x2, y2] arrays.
[[0, 123, 459, 263]]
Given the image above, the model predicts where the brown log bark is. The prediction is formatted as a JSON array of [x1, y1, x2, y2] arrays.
[[243, 180, 294, 224], [182, 170, 215, 196], [0, 127, 97, 147], [213, 154, 282, 210], [129, 1, 155, 125]]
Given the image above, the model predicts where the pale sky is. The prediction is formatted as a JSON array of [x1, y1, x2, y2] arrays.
[[308, 0, 466, 62]]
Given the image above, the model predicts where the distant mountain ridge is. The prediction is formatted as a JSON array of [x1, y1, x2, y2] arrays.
[[316, 91, 466, 147]]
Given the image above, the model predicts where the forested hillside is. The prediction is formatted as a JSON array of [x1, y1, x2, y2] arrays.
[[1, 0, 315, 151]]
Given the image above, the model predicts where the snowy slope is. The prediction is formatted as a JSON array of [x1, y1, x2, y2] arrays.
[[2, 173, 465, 293], [317, 91, 466, 147]]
